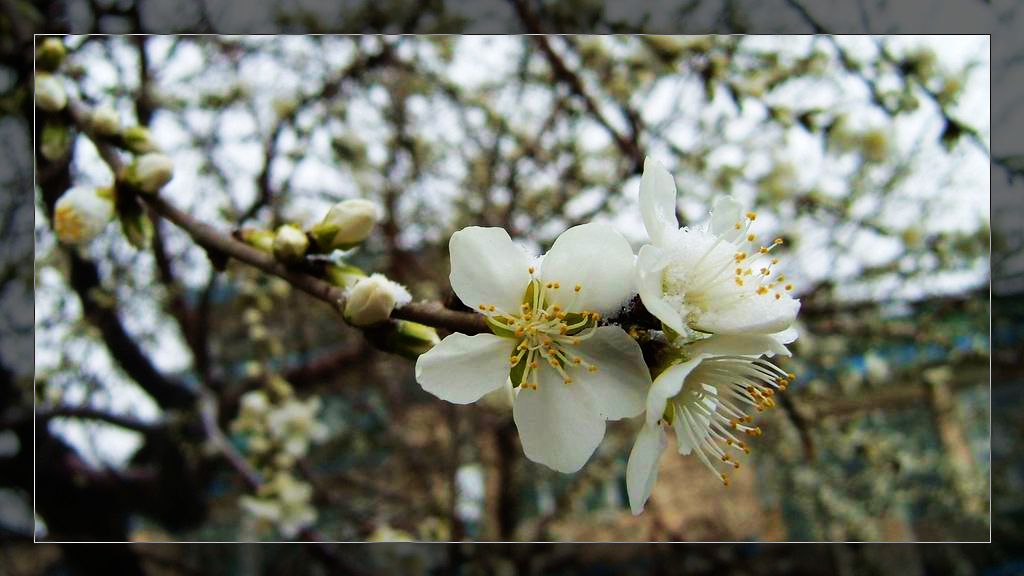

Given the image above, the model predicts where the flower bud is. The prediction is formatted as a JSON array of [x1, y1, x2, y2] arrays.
[[129, 153, 175, 193], [36, 38, 67, 71], [53, 187, 115, 245], [90, 105, 121, 136], [391, 320, 441, 359], [272, 224, 309, 263], [41, 123, 71, 161], [310, 199, 379, 252], [240, 229, 275, 253], [325, 263, 366, 289], [343, 273, 411, 327], [122, 126, 158, 154], [35, 73, 66, 112]]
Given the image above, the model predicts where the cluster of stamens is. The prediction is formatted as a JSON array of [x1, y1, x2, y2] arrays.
[[481, 268, 601, 390], [661, 355, 797, 486], [729, 212, 794, 301], [54, 205, 86, 242]]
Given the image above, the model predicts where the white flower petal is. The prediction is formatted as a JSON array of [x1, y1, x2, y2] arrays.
[[636, 244, 686, 335], [569, 327, 650, 420], [686, 334, 791, 358], [771, 326, 800, 346], [513, 368, 605, 473], [540, 223, 636, 315], [645, 356, 706, 428], [626, 423, 667, 516], [693, 292, 801, 335], [709, 195, 745, 242], [639, 157, 679, 247], [449, 227, 532, 315], [416, 333, 516, 404]]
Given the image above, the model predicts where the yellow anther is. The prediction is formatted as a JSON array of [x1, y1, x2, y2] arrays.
[[747, 233, 756, 242], [488, 305, 496, 312], [757, 286, 769, 295], [735, 278, 744, 287], [787, 372, 796, 379], [530, 361, 539, 369], [771, 258, 780, 265], [564, 377, 573, 384], [587, 365, 598, 373], [721, 473, 731, 486], [775, 293, 781, 300], [734, 252, 747, 262], [528, 266, 535, 274], [759, 246, 769, 254], [735, 268, 743, 275], [553, 282, 560, 289], [746, 212, 757, 221], [478, 305, 487, 311], [573, 358, 582, 365], [773, 238, 784, 245], [574, 284, 582, 292]]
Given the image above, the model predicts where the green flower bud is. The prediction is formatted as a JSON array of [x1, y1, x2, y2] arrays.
[[127, 153, 175, 193], [325, 263, 367, 289], [240, 229, 275, 253], [36, 38, 67, 72], [272, 224, 309, 263], [35, 73, 66, 112], [90, 105, 121, 136], [122, 126, 158, 154], [390, 320, 441, 359], [41, 123, 71, 161], [310, 199, 379, 252]]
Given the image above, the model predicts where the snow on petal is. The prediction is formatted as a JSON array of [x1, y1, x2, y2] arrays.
[[636, 244, 687, 335], [691, 290, 800, 335]]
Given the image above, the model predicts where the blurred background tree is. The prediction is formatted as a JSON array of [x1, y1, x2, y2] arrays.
[[2, 0, 1019, 575]]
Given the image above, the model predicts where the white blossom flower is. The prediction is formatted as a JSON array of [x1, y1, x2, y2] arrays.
[[266, 396, 329, 458], [53, 187, 115, 245], [626, 334, 796, 515], [636, 157, 800, 337], [416, 224, 651, 473], [240, 472, 317, 538], [35, 73, 66, 112], [343, 273, 412, 326], [311, 198, 380, 251]]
